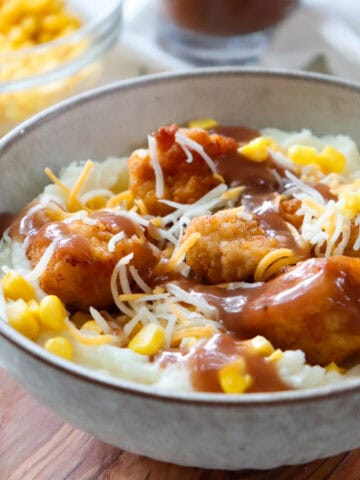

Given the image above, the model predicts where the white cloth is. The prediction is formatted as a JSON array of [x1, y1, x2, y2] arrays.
[[259, 1, 360, 81], [119, 0, 360, 81]]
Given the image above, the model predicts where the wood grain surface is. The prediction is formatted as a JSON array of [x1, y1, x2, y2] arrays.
[[1, 368, 359, 480]]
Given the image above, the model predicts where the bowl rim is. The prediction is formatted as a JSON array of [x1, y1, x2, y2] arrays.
[[2, 67, 360, 406]]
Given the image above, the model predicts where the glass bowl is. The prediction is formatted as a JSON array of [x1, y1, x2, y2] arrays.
[[0, 0, 123, 136]]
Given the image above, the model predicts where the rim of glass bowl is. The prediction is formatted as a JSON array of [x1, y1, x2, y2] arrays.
[[0, 0, 123, 93]]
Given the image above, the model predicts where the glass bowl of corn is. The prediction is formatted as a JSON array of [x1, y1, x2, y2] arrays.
[[0, 0, 123, 137]]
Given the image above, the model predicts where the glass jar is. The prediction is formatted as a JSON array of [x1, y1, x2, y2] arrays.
[[0, 0, 123, 137], [156, 0, 298, 65]]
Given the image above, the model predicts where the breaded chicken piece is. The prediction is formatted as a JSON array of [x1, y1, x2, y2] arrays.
[[183, 208, 280, 284], [279, 198, 302, 230], [219, 256, 360, 366], [26, 210, 158, 311], [128, 125, 238, 216]]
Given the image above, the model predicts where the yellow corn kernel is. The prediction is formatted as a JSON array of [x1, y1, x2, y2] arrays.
[[326, 362, 346, 374], [21, 16, 39, 36], [219, 358, 253, 394], [86, 195, 107, 210], [288, 145, 318, 167], [27, 299, 40, 317], [188, 118, 218, 130], [128, 323, 166, 355], [250, 335, 274, 357], [39, 295, 67, 331], [80, 320, 102, 335], [2, 271, 36, 302], [318, 146, 346, 174], [70, 311, 92, 328], [41, 13, 63, 32], [44, 336, 73, 360], [267, 349, 283, 363], [7, 299, 40, 340], [9, 26, 28, 46], [339, 191, 360, 218], [239, 137, 274, 162]]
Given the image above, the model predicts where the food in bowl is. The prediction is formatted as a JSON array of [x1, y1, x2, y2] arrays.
[[0, 0, 102, 135], [2, 120, 360, 395]]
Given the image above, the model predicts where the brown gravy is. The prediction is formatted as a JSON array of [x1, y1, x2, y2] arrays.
[[0, 212, 17, 237], [210, 125, 259, 144], [174, 256, 360, 365], [159, 0, 298, 37], [158, 333, 289, 393], [31, 210, 139, 261]]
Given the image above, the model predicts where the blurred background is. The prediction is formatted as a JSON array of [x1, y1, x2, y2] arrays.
[[1, 0, 360, 137]]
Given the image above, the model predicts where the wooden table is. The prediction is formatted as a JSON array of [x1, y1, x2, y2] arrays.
[[1, 368, 360, 480]]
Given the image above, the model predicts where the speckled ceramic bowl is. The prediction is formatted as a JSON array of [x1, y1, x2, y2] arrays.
[[1, 69, 360, 470]]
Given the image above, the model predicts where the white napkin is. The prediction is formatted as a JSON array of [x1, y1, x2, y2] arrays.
[[120, 0, 360, 81], [258, 1, 360, 81]]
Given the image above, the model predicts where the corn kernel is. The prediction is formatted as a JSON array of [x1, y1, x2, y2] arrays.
[[80, 320, 102, 335], [44, 336, 73, 360], [27, 299, 40, 317], [42, 14, 62, 32], [267, 349, 283, 363], [219, 358, 253, 394], [239, 137, 274, 162], [9, 26, 27, 46], [2, 271, 36, 302], [250, 335, 274, 357], [39, 295, 67, 331], [128, 323, 166, 355], [339, 191, 360, 218], [188, 118, 218, 130], [21, 16, 39, 36], [318, 146, 346, 174], [86, 195, 107, 210], [70, 311, 92, 328], [326, 362, 346, 374], [7, 299, 40, 340], [288, 145, 318, 167]]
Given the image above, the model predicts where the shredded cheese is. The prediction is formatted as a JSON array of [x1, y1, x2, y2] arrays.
[[65, 319, 117, 346], [148, 135, 165, 198], [171, 325, 216, 346], [106, 190, 133, 208], [89, 306, 112, 334], [44, 168, 71, 196], [254, 249, 296, 282], [175, 130, 217, 173], [25, 241, 56, 283], [67, 160, 94, 212], [166, 232, 201, 271], [107, 231, 125, 253]]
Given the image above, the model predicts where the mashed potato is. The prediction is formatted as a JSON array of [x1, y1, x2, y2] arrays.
[[2, 123, 360, 394]]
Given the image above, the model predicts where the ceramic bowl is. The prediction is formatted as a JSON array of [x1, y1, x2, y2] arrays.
[[1, 69, 360, 470]]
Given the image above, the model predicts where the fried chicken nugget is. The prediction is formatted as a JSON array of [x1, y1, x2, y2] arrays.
[[128, 125, 238, 216], [183, 208, 280, 284], [223, 256, 360, 366], [26, 211, 158, 311]]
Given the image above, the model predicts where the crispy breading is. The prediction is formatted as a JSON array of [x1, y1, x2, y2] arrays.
[[26, 211, 158, 311], [128, 125, 238, 216], [232, 256, 360, 365], [183, 208, 280, 284], [279, 198, 302, 230]]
